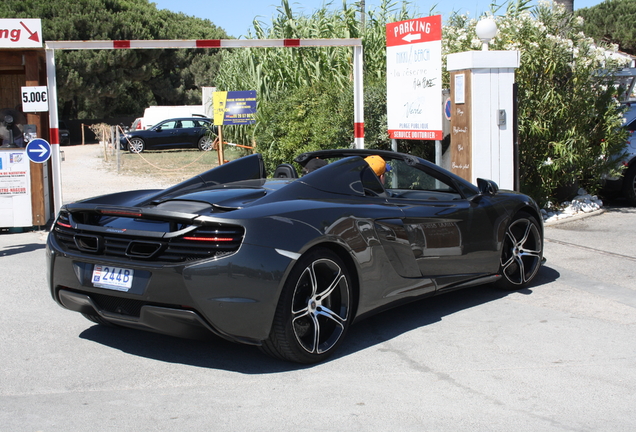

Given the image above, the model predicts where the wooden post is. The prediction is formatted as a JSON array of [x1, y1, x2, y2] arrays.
[[217, 125, 225, 166]]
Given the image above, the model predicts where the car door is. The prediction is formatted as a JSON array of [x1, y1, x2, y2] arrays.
[[148, 120, 178, 148], [383, 159, 499, 289], [178, 119, 200, 146]]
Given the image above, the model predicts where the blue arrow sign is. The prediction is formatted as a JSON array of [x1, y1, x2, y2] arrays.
[[26, 138, 51, 163]]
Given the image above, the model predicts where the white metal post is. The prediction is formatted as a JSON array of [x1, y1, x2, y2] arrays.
[[46, 48, 63, 215], [353, 45, 365, 149]]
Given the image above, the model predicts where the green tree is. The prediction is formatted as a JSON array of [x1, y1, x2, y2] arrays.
[[578, 0, 636, 55], [0, 0, 228, 118]]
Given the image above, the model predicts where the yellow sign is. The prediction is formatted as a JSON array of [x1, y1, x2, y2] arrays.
[[213, 91, 228, 126]]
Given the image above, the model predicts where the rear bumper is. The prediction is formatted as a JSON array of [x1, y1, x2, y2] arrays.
[[47, 233, 294, 345], [57, 289, 258, 343]]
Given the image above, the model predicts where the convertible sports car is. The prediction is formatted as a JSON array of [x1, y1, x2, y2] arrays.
[[47, 149, 544, 364]]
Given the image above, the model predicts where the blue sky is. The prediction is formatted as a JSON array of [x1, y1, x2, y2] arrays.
[[152, 0, 606, 38]]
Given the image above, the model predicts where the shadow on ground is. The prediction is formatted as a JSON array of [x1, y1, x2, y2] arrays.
[[79, 265, 560, 373], [0, 242, 46, 257]]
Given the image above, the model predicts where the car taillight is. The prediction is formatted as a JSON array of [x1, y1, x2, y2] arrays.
[[182, 236, 234, 242]]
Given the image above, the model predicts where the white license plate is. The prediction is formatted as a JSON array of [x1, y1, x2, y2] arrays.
[[92, 265, 134, 291]]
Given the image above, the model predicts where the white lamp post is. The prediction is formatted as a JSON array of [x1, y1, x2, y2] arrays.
[[475, 17, 498, 51]]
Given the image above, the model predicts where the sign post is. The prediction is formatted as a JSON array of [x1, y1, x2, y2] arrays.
[[386, 16, 443, 142]]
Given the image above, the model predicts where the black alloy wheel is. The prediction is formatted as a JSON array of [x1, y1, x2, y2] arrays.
[[261, 248, 352, 364], [496, 212, 543, 289]]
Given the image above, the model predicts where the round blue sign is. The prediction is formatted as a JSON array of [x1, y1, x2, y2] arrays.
[[26, 138, 51, 163], [444, 98, 452, 121]]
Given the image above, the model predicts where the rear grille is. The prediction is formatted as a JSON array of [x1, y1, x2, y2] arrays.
[[53, 211, 244, 263]]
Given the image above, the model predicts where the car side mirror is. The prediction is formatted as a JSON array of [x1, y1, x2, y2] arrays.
[[155, 127, 162, 132], [477, 178, 499, 196]]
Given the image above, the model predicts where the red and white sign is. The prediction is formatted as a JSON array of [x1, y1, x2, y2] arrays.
[[386, 16, 443, 141], [0, 19, 42, 48]]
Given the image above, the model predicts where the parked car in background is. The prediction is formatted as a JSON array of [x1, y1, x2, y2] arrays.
[[120, 117, 216, 152], [59, 121, 70, 146], [129, 118, 143, 131], [603, 103, 636, 205]]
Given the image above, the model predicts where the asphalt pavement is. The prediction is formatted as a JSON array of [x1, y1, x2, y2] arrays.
[[1, 206, 635, 432]]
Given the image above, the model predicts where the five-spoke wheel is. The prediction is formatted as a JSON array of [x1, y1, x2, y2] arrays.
[[496, 212, 543, 289], [262, 248, 352, 364]]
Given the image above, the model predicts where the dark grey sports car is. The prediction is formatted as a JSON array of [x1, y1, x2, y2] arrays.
[[46, 149, 544, 363]]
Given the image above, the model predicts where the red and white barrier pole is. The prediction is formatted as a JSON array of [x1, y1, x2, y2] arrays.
[[353, 45, 365, 149], [46, 48, 63, 215]]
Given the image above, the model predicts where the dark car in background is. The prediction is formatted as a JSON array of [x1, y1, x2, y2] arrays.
[[120, 117, 216, 152], [603, 104, 636, 205], [58, 121, 70, 146], [46, 149, 544, 364]]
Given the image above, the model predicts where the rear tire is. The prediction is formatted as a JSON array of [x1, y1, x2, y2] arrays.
[[495, 212, 543, 290], [261, 248, 352, 364]]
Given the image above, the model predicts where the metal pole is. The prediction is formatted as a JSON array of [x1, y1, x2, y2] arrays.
[[435, 140, 442, 166], [115, 126, 121, 173], [46, 48, 63, 215], [359, 0, 366, 30], [353, 45, 365, 149]]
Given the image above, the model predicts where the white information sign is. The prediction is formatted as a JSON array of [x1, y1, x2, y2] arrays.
[[0, 151, 29, 196], [386, 16, 443, 140], [21, 86, 49, 112], [0, 149, 32, 228], [0, 19, 42, 48]]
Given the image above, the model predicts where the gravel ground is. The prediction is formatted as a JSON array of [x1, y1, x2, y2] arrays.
[[60, 143, 173, 204]]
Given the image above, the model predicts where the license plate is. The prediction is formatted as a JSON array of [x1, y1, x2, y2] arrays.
[[92, 265, 134, 291]]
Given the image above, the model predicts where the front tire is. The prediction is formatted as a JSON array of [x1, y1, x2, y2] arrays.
[[128, 137, 145, 153], [261, 248, 352, 364], [496, 212, 543, 290]]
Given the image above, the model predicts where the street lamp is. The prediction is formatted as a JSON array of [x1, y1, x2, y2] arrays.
[[475, 17, 498, 51]]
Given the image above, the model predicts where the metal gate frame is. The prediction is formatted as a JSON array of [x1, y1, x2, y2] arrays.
[[45, 38, 365, 215]]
